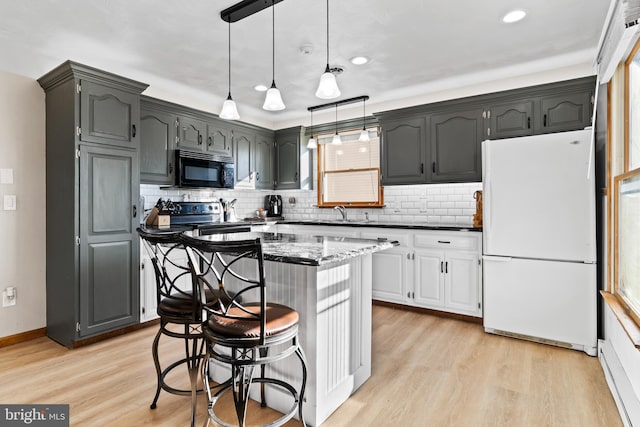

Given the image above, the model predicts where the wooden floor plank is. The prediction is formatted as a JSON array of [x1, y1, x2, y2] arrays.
[[0, 305, 622, 426]]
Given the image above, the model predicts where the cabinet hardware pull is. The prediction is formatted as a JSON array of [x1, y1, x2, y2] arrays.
[[132, 205, 137, 218], [437, 240, 450, 244], [543, 114, 547, 127], [527, 117, 531, 129], [256, 171, 260, 182], [132, 124, 136, 138], [208, 136, 212, 146], [445, 261, 448, 273], [407, 253, 411, 260], [441, 261, 443, 273], [432, 162, 435, 173], [420, 163, 424, 174], [198, 134, 203, 145], [294, 172, 298, 182], [168, 162, 172, 174]]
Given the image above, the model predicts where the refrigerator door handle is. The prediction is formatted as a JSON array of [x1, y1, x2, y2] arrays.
[[482, 141, 491, 252], [482, 255, 513, 262]]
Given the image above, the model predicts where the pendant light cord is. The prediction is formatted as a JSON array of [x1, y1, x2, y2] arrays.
[[326, 0, 330, 65], [272, 0, 275, 83], [228, 20, 231, 95], [335, 104, 338, 135], [363, 99, 366, 129]]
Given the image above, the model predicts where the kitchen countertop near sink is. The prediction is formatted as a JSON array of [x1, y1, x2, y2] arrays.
[[278, 219, 482, 232]]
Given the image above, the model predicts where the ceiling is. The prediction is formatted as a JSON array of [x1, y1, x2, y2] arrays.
[[0, 0, 611, 129]]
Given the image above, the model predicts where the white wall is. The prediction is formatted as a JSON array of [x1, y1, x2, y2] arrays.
[[0, 71, 46, 337]]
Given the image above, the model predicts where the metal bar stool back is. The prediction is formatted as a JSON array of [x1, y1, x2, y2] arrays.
[[137, 228, 209, 427], [183, 235, 307, 427]]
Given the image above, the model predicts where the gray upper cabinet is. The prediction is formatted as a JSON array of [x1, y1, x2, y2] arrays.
[[375, 76, 595, 185], [233, 128, 254, 185], [177, 115, 206, 151], [486, 100, 534, 139], [80, 145, 139, 337], [380, 116, 428, 185], [255, 133, 275, 189], [140, 103, 175, 185], [37, 61, 147, 347], [79, 80, 140, 149], [430, 108, 484, 183], [538, 91, 593, 134], [275, 132, 300, 189], [207, 122, 233, 157]]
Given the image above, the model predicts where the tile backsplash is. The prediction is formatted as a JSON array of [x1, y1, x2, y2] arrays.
[[141, 182, 482, 225]]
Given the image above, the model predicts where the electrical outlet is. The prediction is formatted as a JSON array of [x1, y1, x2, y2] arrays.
[[3, 195, 16, 210], [419, 199, 428, 212], [2, 287, 16, 307]]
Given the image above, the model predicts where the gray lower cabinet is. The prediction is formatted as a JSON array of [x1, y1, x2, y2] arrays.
[[38, 60, 146, 347], [275, 132, 300, 189], [380, 116, 428, 185], [140, 103, 176, 185], [79, 145, 140, 337], [430, 108, 484, 183]]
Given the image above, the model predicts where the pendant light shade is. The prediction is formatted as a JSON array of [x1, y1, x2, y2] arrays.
[[263, 81, 285, 111], [263, 1, 285, 111], [307, 110, 317, 149], [220, 95, 240, 120], [220, 20, 240, 120], [316, 0, 340, 99], [358, 98, 370, 141]]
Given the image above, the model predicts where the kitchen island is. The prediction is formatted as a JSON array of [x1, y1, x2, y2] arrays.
[[191, 231, 396, 426]]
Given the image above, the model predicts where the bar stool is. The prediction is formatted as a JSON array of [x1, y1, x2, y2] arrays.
[[138, 228, 214, 427], [183, 234, 307, 427]]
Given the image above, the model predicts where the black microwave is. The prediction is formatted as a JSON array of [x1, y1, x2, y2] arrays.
[[175, 150, 234, 189]]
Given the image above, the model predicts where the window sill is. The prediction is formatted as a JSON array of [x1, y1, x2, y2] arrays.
[[601, 291, 640, 349]]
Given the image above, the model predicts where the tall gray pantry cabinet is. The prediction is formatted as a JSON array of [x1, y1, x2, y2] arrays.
[[38, 61, 148, 348]]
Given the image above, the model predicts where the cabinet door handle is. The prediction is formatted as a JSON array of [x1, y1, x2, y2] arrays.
[[437, 240, 451, 244], [543, 114, 547, 127], [132, 124, 136, 138], [441, 261, 443, 273], [198, 134, 203, 145], [445, 261, 448, 273], [420, 163, 424, 174], [527, 117, 531, 129], [432, 162, 436, 173], [256, 171, 260, 182], [132, 205, 137, 218], [168, 162, 173, 174], [294, 172, 298, 182], [208, 136, 212, 147]]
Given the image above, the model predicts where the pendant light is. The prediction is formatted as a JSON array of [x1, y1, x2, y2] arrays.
[[315, 0, 341, 99], [220, 20, 240, 120], [358, 98, 370, 141], [263, 0, 285, 111], [331, 104, 342, 145], [307, 110, 317, 149]]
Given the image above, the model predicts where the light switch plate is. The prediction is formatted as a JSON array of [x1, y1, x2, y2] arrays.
[[0, 169, 13, 184], [3, 195, 16, 210]]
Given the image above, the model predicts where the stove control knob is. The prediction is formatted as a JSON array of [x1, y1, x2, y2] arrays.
[[192, 205, 198, 212], [207, 205, 213, 211]]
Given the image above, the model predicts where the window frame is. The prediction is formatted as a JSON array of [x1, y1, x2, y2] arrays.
[[316, 129, 385, 208]]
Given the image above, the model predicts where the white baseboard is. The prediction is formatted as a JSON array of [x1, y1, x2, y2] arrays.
[[599, 339, 640, 427]]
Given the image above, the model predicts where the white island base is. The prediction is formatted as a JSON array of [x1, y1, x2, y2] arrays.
[[208, 254, 373, 426]]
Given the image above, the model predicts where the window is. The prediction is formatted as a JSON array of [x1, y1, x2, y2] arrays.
[[317, 128, 384, 207], [627, 40, 640, 170]]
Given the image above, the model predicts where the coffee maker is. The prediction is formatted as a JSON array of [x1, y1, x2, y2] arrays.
[[265, 195, 283, 217]]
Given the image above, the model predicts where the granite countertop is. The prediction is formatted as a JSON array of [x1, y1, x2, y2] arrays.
[[191, 231, 397, 267], [278, 219, 482, 232]]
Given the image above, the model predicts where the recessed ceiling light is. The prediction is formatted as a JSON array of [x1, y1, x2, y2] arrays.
[[254, 84, 268, 92], [502, 10, 526, 23], [351, 56, 369, 65]]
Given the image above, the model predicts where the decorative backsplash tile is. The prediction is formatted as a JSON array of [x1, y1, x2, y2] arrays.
[[140, 182, 482, 225]]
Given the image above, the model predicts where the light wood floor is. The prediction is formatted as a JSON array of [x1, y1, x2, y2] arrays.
[[0, 305, 621, 427]]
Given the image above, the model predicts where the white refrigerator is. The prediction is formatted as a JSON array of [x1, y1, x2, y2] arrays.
[[482, 128, 597, 356]]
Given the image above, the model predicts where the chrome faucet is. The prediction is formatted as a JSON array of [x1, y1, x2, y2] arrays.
[[334, 205, 347, 221]]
